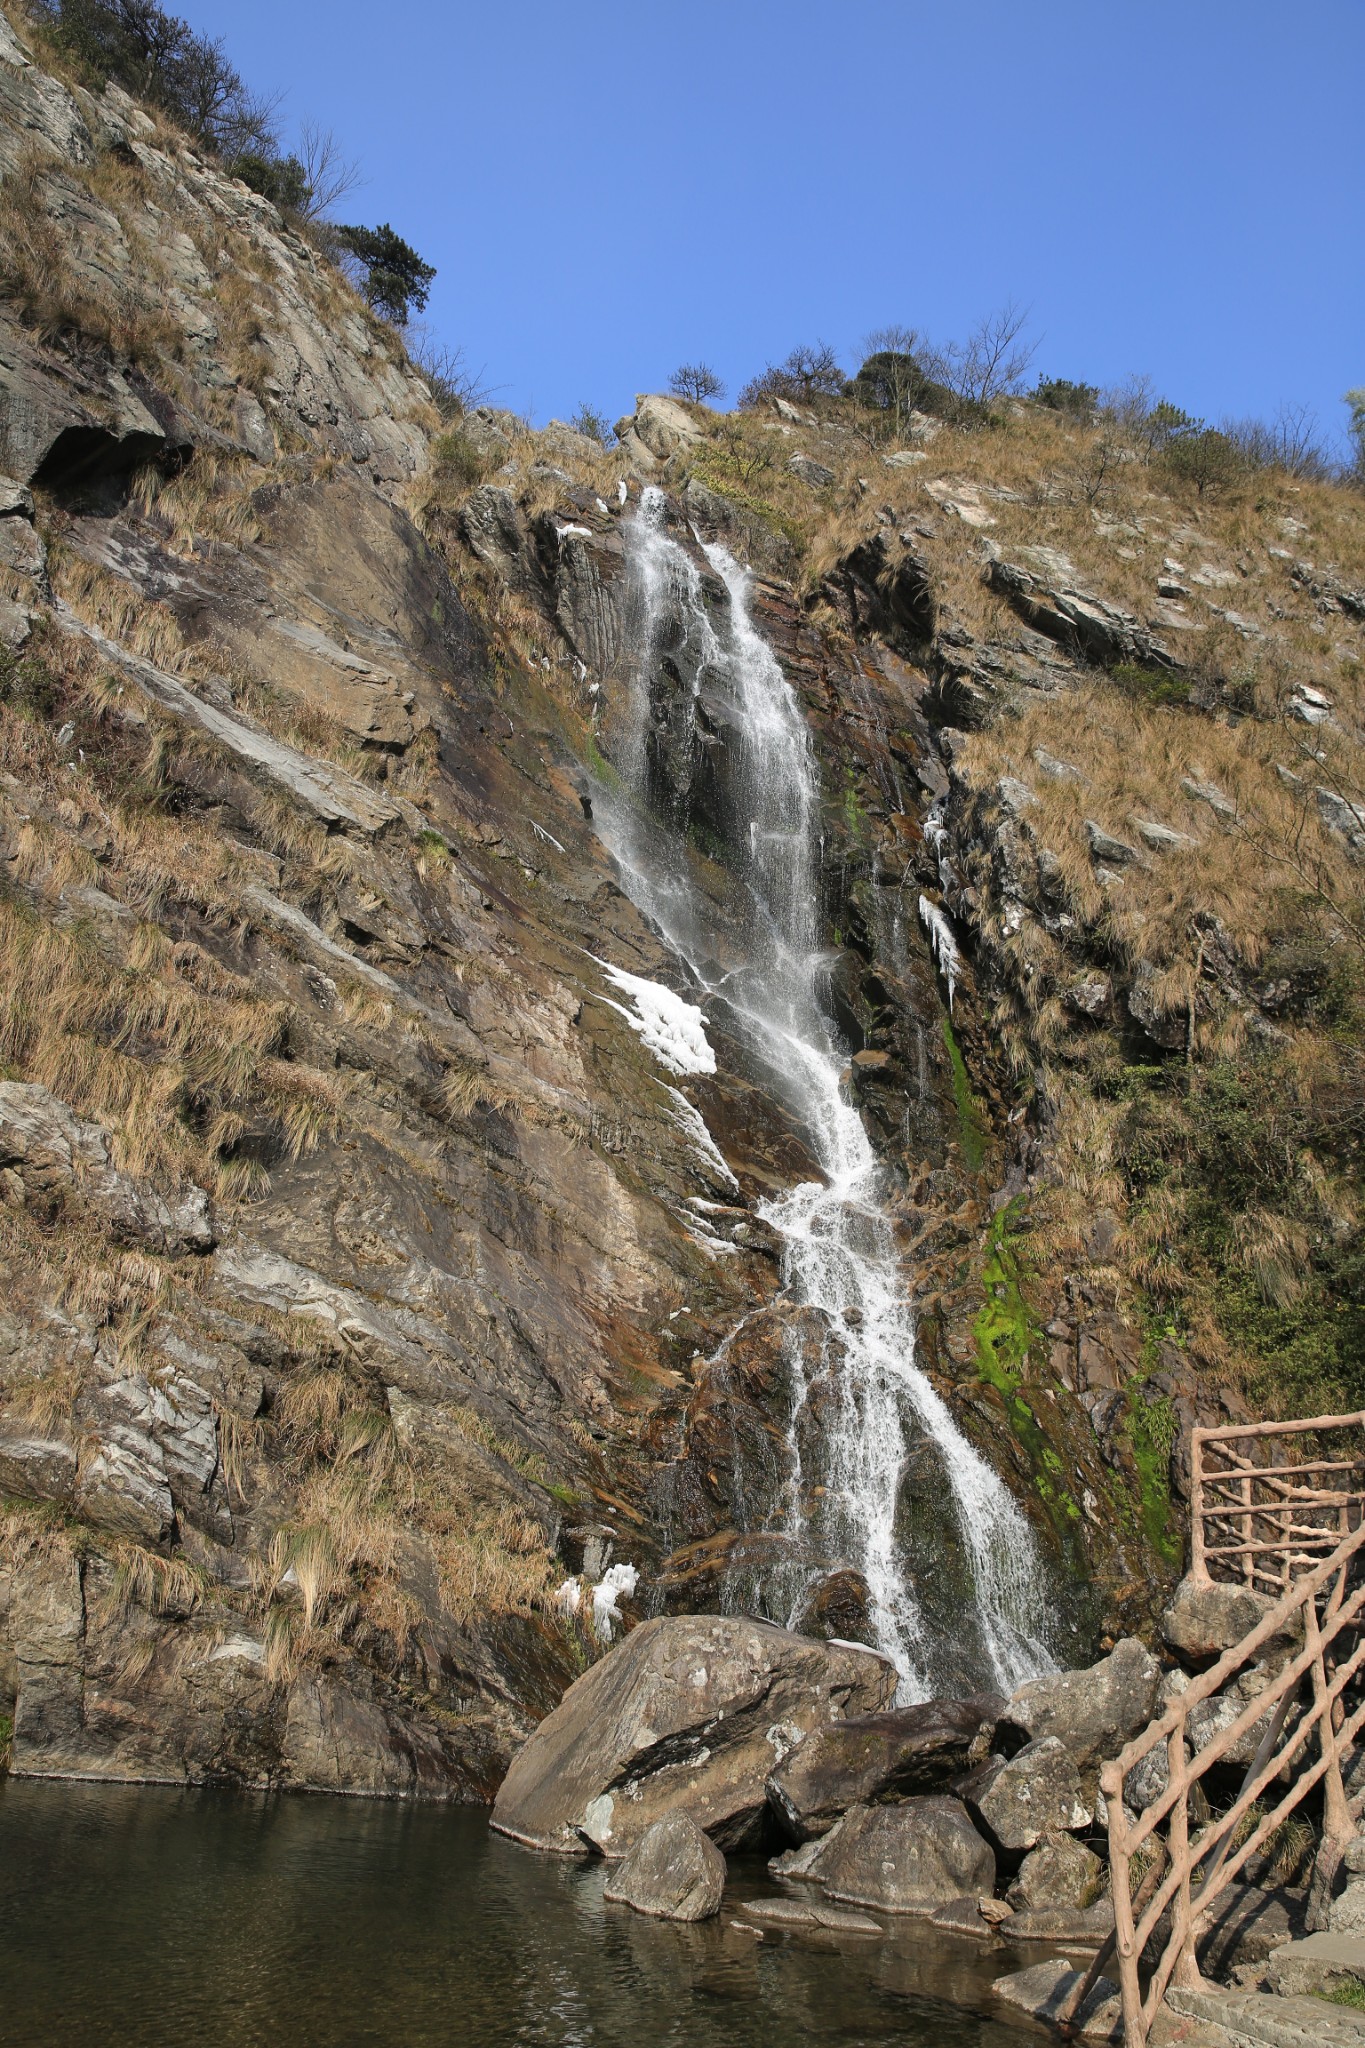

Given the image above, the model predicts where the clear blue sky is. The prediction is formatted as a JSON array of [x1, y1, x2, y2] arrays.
[[176, 0, 1362, 450]]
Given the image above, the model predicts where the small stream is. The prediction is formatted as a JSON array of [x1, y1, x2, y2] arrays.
[[0, 1780, 1043, 2048]]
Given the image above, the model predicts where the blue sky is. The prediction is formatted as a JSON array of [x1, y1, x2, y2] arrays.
[[177, 0, 1361, 451]]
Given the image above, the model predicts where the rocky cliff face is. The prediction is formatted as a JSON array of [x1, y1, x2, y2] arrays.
[[2, 12, 1358, 1794]]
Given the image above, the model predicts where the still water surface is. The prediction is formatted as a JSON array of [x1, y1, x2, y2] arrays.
[[0, 1780, 1041, 2048]]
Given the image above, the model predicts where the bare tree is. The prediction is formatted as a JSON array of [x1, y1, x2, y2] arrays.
[[1221, 403, 1330, 481], [406, 328, 493, 418], [738, 341, 844, 410], [929, 300, 1037, 408], [296, 119, 362, 221], [668, 362, 726, 405], [1347, 390, 1365, 479]]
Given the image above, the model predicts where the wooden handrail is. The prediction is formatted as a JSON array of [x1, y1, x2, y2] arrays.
[[1190, 1412, 1364, 1593], [1101, 1517, 1365, 2048]]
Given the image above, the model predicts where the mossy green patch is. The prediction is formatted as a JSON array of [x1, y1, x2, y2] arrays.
[[943, 1016, 989, 1172], [1125, 1379, 1182, 1566], [583, 733, 622, 792], [974, 1202, 1083, 1550]]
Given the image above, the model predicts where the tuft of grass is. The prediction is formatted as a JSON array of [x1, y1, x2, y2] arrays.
[[111, 1543, 204, 1618]]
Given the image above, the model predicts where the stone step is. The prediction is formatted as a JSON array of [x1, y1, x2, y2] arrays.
[[1167, 1985, 1365, 2048], [1266, 1934, 1365, 1998]]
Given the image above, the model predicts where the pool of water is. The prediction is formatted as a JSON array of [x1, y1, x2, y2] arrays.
[[0, 1779, 1045, 2047]]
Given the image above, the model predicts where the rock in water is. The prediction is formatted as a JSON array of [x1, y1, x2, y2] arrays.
[[602, 1812, 726, 1921], [791, 1568, 875, 1645], [815, 1797, 995, 1912], [490, 1614, 896, 1856], [1000, 1638, 1160, 1771], [767, 1693, 1003, 1841]]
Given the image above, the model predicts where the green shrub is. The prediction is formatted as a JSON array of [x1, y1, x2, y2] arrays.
[[1110, 661, 1192, 709], [430, 430, 490, 492], [1033, 377, 1099, 419], [230, 150, 310, 213]]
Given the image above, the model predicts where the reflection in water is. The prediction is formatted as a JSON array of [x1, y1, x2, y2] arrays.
[[0, 1781, 1040, 2048]]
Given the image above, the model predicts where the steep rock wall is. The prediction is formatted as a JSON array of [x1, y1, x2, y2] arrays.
[[0, 16, 1221, 1791]]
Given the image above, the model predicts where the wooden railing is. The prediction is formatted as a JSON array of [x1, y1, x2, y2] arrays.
[[1192, 1412, 1365, 1594], [1097, 1519, 1365, 2048]]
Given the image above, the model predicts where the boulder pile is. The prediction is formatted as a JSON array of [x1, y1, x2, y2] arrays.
[[492, 1579, 1343, 1971]]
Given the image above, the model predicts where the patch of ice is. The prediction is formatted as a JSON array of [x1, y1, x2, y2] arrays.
[[919, 895, 961, 1011], [556, 522, 592, 542], [617, 480, 628, 505], [592, 1562, 638, 1641], [596, 960, 716, 1075], [555, 1578, 582, 1616], [663, 1085, 738, 1187]]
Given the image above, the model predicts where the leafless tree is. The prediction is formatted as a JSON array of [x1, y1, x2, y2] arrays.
[[1221, 403, 1330, 481], [739, 341, 844, 409], [668, 362, 726, 405], [928, 300, 1037, 408], [295, 119, 362, 221], [406, 328, 493, 418]]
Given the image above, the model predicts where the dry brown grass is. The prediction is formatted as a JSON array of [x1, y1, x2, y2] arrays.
[[959, 682, 1365, 992], [0, 148, 184, 367], [132, 452, 263, 553], [425, 1495, 559, 1628]]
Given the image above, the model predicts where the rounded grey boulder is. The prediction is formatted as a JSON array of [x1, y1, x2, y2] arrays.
[[1162, 1575, 1301, 1671], [1007, 1832, 1104, 1912], [815, 1796, 995, 1913], [602, 1812, 726, 1922], [960, 1736, 1093, 1853]]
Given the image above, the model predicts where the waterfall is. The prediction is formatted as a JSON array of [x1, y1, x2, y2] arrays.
[[594, 488, 1054, 1697]]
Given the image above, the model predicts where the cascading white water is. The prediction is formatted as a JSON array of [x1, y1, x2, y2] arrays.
[[596, 488, 1055, 1696]]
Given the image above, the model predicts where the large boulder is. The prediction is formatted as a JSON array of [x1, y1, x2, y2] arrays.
[[767, 1692, 1003, 1842], [814, 1796, 995, 1914], [1000, 1637, 1160, 1772], [960, 1736, 1093, 1853], [490, 1614, 896, 1857], [615, 394, 705, 468], [1007, 1832, 1105, 1912], [601, 1812, 726, 1922], [1163, 1574, 1301, 1671]]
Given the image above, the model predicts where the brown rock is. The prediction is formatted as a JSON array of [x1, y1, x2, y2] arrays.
[[815, 1796, 996, 1912], [491, 1615, 896, 1857], [767, 1692, 1004, 1841], [791, 1567, 875, 1645], [602, 1811, 726, 1921]]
